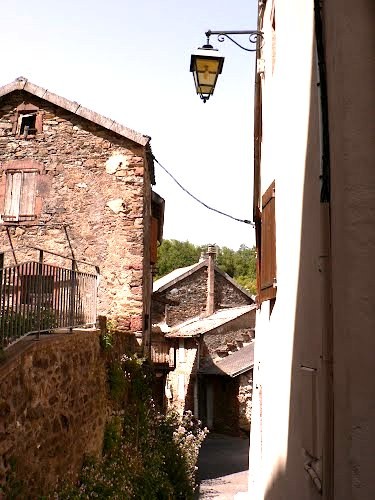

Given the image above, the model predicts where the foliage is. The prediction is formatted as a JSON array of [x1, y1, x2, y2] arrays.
[[99, 319, 116, 352], [155, 239, 257, 295], [102, 417, 122, 455], [0, 308, 58, 348], [53, 356, 208, 500], [107, 361, 127, 403], [0, 457, 26, 499], [171, 410, 208, 486], [217, 244, 257, 295], [155, 239, 203, 279]]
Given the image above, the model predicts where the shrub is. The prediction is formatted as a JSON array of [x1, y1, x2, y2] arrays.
[[54, 356, 208, 499]]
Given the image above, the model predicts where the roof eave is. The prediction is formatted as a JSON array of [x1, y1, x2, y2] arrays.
[[0, 77, 150, 147]]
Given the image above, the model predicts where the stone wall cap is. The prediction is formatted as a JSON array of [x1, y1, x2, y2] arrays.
[[0, 77, 150, 147]]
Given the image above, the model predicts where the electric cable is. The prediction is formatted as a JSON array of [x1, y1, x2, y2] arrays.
[[152, 155, 254, 226]]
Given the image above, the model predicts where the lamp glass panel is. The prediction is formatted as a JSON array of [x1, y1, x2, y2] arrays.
[[198, 70, 217, 87], [197, 85, 213, 94], [195, 57, 220, 74]]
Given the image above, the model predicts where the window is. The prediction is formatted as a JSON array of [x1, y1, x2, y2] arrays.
[[3, 170, 38, 222], [18, 113, 37, 136], [259, 180, 276, 302], [12, 103, 42, 138]]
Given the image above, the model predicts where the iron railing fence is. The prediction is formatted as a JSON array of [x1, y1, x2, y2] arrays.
[[0, 260, 97, 349]]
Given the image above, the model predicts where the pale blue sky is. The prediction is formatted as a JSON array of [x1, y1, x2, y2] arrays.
[[1, 0, 257, 250]]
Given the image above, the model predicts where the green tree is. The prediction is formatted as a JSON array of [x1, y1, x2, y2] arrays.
[[217, 244, 256, 295], [155, 240, 257, 295], [155, 239, 203, 279]]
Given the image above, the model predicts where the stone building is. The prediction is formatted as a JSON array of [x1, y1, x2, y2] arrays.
[[199, 342, 254, 434], [151, 247, 255, 434], [0, 77, 164, 350]]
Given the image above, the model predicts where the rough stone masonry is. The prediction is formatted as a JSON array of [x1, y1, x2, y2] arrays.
[[0, 81, 155, 336]]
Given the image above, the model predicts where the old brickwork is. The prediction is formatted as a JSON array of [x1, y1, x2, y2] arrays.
[[155, 266, 252, 327], [0, 89, 153, 334], [0, 331, 107, 495]]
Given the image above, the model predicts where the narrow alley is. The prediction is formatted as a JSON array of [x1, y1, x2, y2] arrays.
[[196, 433, 249, 499]]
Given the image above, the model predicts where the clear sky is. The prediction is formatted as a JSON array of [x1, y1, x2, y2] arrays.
[[1, 0, 257, 250]]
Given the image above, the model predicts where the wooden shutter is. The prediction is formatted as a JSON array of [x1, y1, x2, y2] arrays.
[[4, 172, 22, 221], [150, 216, 159, 264], [260, 181, 276, 302], [3, 170, 37, 222], [19, 171, 37, 220]]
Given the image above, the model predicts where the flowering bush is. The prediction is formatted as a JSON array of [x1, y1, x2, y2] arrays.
[[172, 410, 209, 485], [53, 356, 208, 499]]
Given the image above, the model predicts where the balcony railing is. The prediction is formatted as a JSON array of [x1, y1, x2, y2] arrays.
[[151, 340, 174, 367], [0, 255, 97, 349]]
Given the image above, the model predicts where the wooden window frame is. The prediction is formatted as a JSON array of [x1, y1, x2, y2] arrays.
[[12, 103, 43, 138], [258, 180, 277, 303]]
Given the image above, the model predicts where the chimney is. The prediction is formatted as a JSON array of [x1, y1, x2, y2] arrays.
[[206, 244, 216, 315]]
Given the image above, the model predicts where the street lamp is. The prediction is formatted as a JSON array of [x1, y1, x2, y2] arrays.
[[190, 30, 263, 102], [189, 42, 224, 103]]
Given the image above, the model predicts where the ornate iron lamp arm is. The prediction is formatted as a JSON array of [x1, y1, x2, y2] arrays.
[[205, 30, 263, 52]]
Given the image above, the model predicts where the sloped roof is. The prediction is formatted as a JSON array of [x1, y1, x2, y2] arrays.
[[0, 77, 150, 147], [199, 342, 255, 378], [165, 304, 255, 338], [153, 259, 253, 301], [153, 261, 205, 293]]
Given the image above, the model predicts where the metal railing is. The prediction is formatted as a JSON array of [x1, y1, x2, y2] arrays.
[[0, 257, 97, 349]]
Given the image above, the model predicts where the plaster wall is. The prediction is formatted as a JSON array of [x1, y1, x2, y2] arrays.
[[250, 0, 375, 499], [325, 0, 375, 497], [249, 0, 323, 498], [166, 338, 198, 415]]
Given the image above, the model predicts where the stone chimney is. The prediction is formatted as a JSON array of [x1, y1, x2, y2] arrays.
[[206, 244, 216, 315]]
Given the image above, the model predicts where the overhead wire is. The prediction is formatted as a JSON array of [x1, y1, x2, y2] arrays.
[[152, 155, 254, 226]]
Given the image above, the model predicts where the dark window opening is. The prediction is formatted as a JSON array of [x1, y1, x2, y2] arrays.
[[19, 114, 37, 136]]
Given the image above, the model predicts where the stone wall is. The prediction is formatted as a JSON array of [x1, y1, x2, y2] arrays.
[[0, 330, 107, 496], [165, 269, 207, 326], [157, 266, 253, 327], [200, 312, 256, 370], [0, 90, 152, 333], [215, 273, 253, 307], [238, 370, 253, 433]]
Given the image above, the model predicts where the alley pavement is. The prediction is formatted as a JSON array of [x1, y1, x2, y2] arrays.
[[195, 433, 250, 499]]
